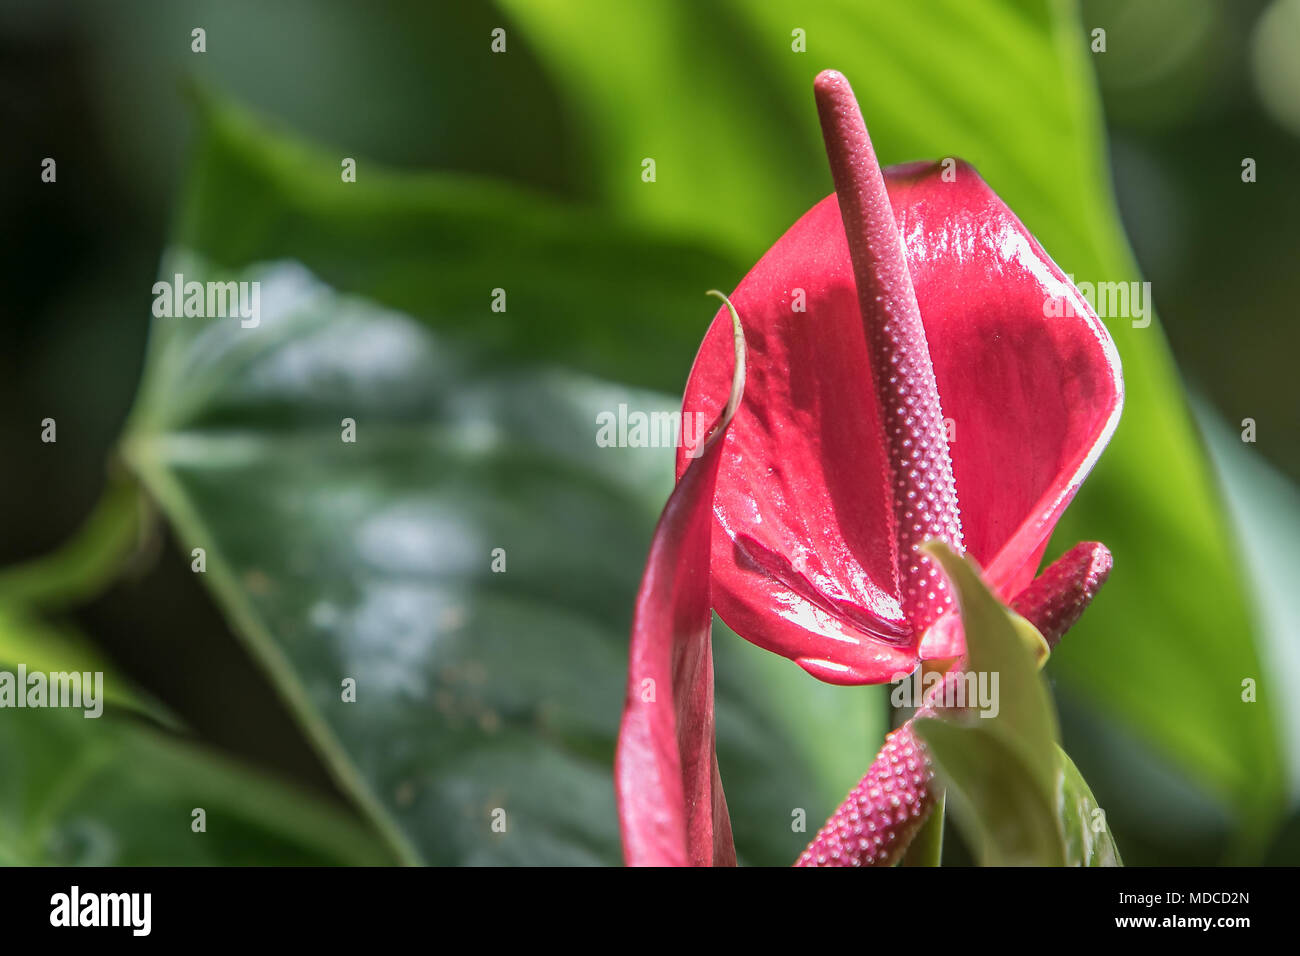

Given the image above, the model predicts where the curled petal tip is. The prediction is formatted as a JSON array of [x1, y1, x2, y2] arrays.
[[705, 290, 747, 428]]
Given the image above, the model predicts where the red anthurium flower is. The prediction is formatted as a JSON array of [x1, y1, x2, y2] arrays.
[[678, 72, 1123, 684], [617, 70, 1123, 866]]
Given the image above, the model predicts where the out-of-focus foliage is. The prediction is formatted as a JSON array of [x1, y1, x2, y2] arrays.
[[122, 243, 886, 864], [0, 580, 394, 865], [2, 0, 1297, 864]]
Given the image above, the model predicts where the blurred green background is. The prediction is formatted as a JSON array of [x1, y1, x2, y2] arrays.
[[1, 0, 1298, 865]]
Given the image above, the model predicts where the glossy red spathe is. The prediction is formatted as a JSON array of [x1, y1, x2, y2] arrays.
[[676, 88, 1122, 684]]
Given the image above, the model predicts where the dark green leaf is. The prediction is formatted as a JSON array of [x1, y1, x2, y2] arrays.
[[175, 94, 739, 393], [123, 251, 884, 865], [0, 707, 392, 866], [0, 555, 389, 865]]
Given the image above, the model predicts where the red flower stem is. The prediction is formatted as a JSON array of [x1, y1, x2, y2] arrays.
[[814, 69, 963, 636], [796, 544, 1112, 867]]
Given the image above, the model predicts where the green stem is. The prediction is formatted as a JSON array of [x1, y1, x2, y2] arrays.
[[0, 471, 148, 609]]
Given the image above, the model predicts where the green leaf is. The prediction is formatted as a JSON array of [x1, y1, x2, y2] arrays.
[[0, 538, 389, 865], [498, 0, 1284, 836], [923, 542, 1059, 798], [173, 91, 738, 394], [916, 544, 1121, 866], [915, 718, 1064, 866], [0, 707, 392, 866], [914, 542, 1066, 865], [0, 605, 163, 721], [1195, 400, 1300, 800], [1059, 745, 1122, 866], [0, 586, 389, 865], [123, 248, 884, 865], [0, 479, 173, 726], [900, 790, 946, 867], [500, 0, 1101, 260]]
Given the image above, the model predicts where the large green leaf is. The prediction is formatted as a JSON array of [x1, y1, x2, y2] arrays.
[[173, 92, 738, 394], [0, 706, 392, 866], [123, 248, 885, 865], [1196, 401, 1300, 802], [496, 0, 1283, 839], [0, 511, 392, 866]]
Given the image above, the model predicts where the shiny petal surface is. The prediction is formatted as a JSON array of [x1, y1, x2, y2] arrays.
[[677, 200, 911, 686], [681, 165, 1121, 682], [887, 161, 1123, 602]]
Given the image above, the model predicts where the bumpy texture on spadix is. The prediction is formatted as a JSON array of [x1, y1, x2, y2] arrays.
[[677, 73, 1123, 685], [1011, 541, 1113, 649], [814, 70, 963, 639], [798, 542, 1112, 867], [796, 718, 936, 867]]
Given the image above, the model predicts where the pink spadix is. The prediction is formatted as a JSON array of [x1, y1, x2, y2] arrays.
[[814, 69, 963, 637]]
